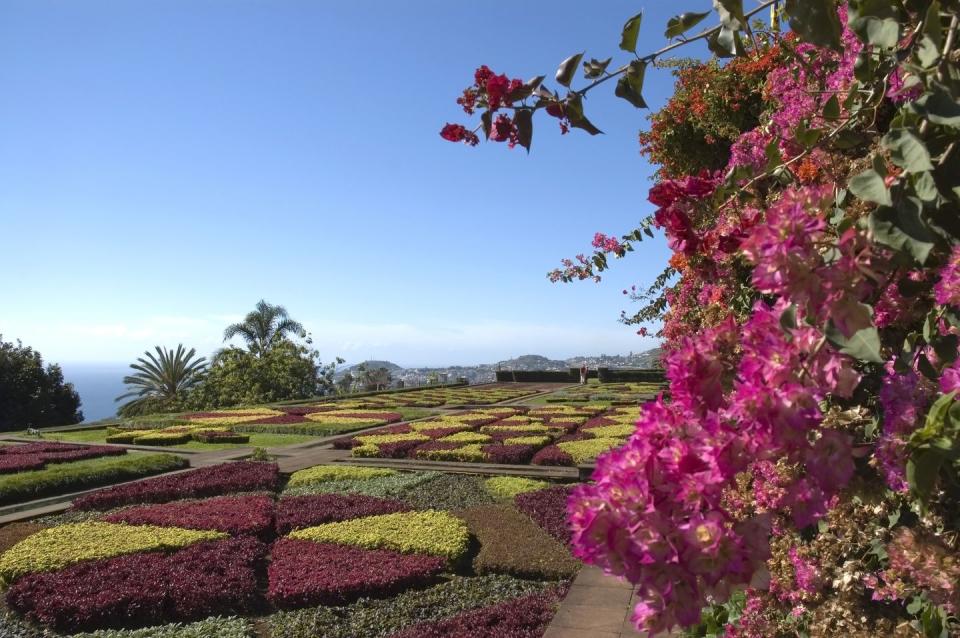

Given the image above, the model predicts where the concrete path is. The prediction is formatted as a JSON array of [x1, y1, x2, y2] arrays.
[[544, 566, 645, 638]]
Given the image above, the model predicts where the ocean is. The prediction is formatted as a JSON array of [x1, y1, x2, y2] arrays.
[[60, 363, 130, 423]]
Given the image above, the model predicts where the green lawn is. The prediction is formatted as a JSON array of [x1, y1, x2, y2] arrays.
[[32, 429, 315, 451]]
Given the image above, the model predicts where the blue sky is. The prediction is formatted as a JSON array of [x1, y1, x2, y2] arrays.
[[0, 1, 714, 367]]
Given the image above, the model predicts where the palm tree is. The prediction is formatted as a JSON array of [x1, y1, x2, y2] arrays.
[[223, 300, 305, 356], [115, 345, 207, 412]]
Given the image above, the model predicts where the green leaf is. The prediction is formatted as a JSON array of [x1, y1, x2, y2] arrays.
[[707, 26, 745, 57], [614, 60, 647, 108], [780, 304, 798, 331], [907, 448, 944, 502], [933, 334, 959, 365], [912, 89, 960, 128], [582, 58, 612, 79], [513, 109, 533, 152], [825, 317, 884, 363], [664, 11, 711, 38], [869, 199, 935, 264], [914, 171, 940, 203], [764, 138, 782, 172], [883, 128, 934, 173], [918, 353, 939, 381], [832, 130, 870, 149], [564, 93, 603, 135], [785, 0, 843, 50], [619, 12, 643, 53], [848, 0, 901, 48], [508, 75, 545, 102], [555, 52, 584, 88], [906, 597, 924, 615], [823, 94, 841, 120], [713, 0, 746, 31], [480, 111, 493, 140], [849, 169, 892, 205]]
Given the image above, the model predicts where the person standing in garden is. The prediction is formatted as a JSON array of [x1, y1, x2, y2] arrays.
[[579, 364, 587, 385]]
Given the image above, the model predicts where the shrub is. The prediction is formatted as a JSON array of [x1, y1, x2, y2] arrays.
[[582, 424, 634, 439], [0, 521, 226, 583], [267, 539, 445, 609], [484, 477, 549, 500], [354, 432, 429, 446], [105, 431, 144, 444], [267, 574, 552, 638], [503, 435, 551, 447], [275, 493, 411, 534], [0, 453, 186, 506], [132, 432, 193, 446], [72, 462, 279, 511], [74, 616, 253, 638], [459, 505, 579, 580], [288, 510, 469, 561], [0, 454, 46, 474], [6, 537, 264, 632], [480, 424, 551, 434], [530, 446, 574, 466], [482, 444, 537, 464], [556, 438, 623, 464], [286, 465, 395, 488], [416, 444, 487, 463], [399, 473, 495, 510], [282, 471, 440, 499], [191, 431, 250, 444], [437, 432, 492, 444], [104, 495, 275, 536], [515, 485, 574, 545], [389, 590, 563, 638]]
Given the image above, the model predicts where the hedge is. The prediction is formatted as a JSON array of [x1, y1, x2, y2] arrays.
[[104, 495, 275, 537], [0, 521, 226, 583], [72, 462, 279, 511], [556, 438, 624, 464], [74, 616, 254, 638], [0, 453, 186, 507], [286, 465, 396, 488], [484, 477, 549, 500], [6, 537, 264, 632], [459, 505, 579, 581], [288, 510, 469, 561], [515, 486, 574, 545], [389, 590, 563, 638], [267, 539, 445, 608], [398, 473, 494, 511], [275, 493, 411, 535], [416, 444, 487, 463]]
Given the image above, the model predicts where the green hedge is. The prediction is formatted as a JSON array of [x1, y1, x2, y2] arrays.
[[0, 453, 187, 506]]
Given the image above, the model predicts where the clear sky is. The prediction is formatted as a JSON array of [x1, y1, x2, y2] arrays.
[[0, 1, 713, 368]]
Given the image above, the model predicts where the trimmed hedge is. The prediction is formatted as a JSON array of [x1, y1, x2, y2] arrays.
[[275, 493, 411, 534], [73, 462, 279, 511], [399, 474, 495, 511], [288, 510, 469, 561], [267, 539, 445, 608], [132, 432, 193, 446], [282, 471, 440, 499], [459, 505, 579, 581], [0, 521, 226, 583], [556, 438, 623, 464], [75, 616, 254, 638], [6, 537, 264, 632], [104, 495, 275, 536], [515, 486, 574, 545], [530, 446, 574, 467], [286, 465, 396, 488], [0, 453, 186, 507], [484, 477, 549, 500], [482, 444, 537, 465], [389, 590, 563, 638]]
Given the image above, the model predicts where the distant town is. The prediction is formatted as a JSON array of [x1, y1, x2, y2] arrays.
[[336, 349, 663, 388]]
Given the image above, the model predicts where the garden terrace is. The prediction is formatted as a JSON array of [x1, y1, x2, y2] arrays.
[[0, 460, 583, 636], [307, 382, 555, 409], [539, 382, 666, 406]]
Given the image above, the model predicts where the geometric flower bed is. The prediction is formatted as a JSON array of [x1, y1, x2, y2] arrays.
[[543, 381, 665, 405], [306, 383, 550, 409], [333, 404, 639, 466], [0, 461, 579, 635], [0, 442, 126, 474]]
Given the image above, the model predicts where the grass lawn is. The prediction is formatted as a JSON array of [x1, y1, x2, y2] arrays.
[[31, 429, 315, 451]]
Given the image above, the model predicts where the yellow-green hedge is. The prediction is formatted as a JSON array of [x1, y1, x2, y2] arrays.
[[585, 424, 635, 439], [287, 465, 396, 487], [0, 522, 225, 582], [417, 444, 487, 463], [503, 435, 552, 447], [557, 438, 625, 464], [437, 432, 492, 444], [354, 433, 429, 446], [483, 476, 550, 500], [288, 510, 469, 561]]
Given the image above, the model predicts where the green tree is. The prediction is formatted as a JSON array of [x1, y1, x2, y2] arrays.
[[0, 336, 83, 430], [223, 300, 305, 356], [116, 345, 207, 417], [188, 340, 336, 408]]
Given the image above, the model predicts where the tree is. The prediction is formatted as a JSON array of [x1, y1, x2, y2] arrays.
[[188, 341, 338, 408], [223, 300, 305, 356], [361, 366, 393, 392], [116, 345, 207, 417], [0, 336, 83, 430]]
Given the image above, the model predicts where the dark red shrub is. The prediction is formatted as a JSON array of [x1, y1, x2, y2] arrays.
[[582, 416, 618, 428], [104, 495, 275, 536], [244, 414, 308, 425], [555, 433, 589, 444], [6, 537, 265, 632], [281, 406, 331, 415], [418, 427, 467, 438], [375, 440, 426, 458], [275, 493, 410, 534], [181, 412, 264, 419], [515, 485, 575, 545], [543, 420, 581, 433], [531, 446, 574, 467], [0, 442, 89, 455], [482, 444, 536, 464], [0, 454, 46, 473], [267, 539, 445, 608], [332, 437, 359, 450], [389, 590, 562, 638], [73, 462, 280, 511]]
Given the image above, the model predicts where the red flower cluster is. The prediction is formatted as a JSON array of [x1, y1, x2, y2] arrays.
[[73, 462, 280, 511], [104, 495, 275, 536], [6, 538, 265, 633], [390, 590, 563, 638], [275, 493, 410, 535], [441, 123, 480, 146], [267, 539, 445, 608], [515, 486, 574, 545]]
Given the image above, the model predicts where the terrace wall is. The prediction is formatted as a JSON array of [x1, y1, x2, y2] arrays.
[[494, 369, 666, 384]]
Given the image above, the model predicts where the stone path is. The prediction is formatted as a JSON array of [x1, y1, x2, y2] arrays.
[[544, 566, 645, 638]]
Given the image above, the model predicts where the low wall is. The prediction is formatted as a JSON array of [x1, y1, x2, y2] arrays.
[[494, 368, 665, 384]]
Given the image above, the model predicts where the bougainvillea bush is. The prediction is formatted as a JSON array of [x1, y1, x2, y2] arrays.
[[444, 0, 960, 635], [0, 462, 581, 635]]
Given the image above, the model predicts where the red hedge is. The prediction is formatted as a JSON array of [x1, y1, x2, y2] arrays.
[[73, 462, 280, 511], [6, 537, 265, 633], [245, 414, 308, 425], [267, 539, 445, 608], [276, 493, 410, 535], [482, 444, 537, 465], [515, 485, 574, 545], [371, 439, 426, 458], [104, 494, 275, 536], [389, 590, 562, 638], [0, 444, 126, 474], [531, 446, 574, 467]]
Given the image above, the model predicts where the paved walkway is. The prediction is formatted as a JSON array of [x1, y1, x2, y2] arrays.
[[544, 566, 646, 638]]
